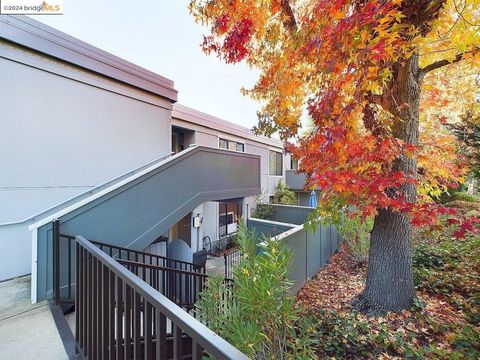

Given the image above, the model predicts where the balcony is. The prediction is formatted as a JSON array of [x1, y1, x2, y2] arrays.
[[285, 169, 308, 190]]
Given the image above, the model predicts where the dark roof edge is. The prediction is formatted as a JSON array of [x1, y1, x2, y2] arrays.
[[0, 15, 178, 102]]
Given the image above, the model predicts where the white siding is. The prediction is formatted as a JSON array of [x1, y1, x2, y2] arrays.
[[0, 54, 172, 223], [0, 47, 173, 280]]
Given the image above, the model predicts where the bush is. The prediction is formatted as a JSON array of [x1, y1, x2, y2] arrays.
[[253, 202, 275, 220], [441, 191, 478, 204], [196, 221, 317, 358], [450, 192, 477, 203], [274, 180, 297, 205], [447, 200, 480, 215], [337, 214, 373, 265]]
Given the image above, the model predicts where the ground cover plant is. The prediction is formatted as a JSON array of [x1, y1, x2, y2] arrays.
[[297, 201, 480, 358]]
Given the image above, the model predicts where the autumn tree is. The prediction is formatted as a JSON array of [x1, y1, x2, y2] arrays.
[[190, 0, 480, 313]]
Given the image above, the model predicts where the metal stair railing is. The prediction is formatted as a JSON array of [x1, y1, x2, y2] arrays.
[[75, 234, 248, 360], [53, 220, 206, 308]]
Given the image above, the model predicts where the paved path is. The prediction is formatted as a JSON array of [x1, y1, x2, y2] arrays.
[[0, 276, 67, 360]]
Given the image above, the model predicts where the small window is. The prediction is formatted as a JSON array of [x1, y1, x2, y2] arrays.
[[269, 150, 283, 176], [219, 139, 228, 149], [291, 159, 299, 170], [236, 143, 245, 152], [219, 138, 245, 152]]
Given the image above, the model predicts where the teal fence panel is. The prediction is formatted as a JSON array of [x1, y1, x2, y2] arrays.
[[247, 219, 295, 238], [252, 218, 343, 293], [282, 229, 307, 293], [306, 227, 321, 278], [270, 205, 313, 225]]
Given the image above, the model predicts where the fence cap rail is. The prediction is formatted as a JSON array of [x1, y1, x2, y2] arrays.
[[76, 235, 249, 360], [248, 216, 298, 228]]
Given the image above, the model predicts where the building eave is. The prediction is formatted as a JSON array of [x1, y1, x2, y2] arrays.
[[172, 104, 284, 149], [0, 15, 178, 102]]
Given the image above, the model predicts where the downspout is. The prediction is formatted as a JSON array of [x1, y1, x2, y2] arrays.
[[30, 228, 38, 303]]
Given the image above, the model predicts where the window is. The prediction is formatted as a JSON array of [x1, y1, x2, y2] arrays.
[[219, 202, 243, 237], [236, 143, 245, 152], [219, 138, 228, 149], [269, 150, 283, 176], [291, 159, 299, 171], [219, 138, 245, 152]]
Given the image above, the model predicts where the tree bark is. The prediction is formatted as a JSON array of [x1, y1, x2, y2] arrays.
[[355, 54, 421, 314]]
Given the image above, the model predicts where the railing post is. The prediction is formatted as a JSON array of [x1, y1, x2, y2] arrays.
[[224, 253, 227, 280], [53, 219, 60, 305]]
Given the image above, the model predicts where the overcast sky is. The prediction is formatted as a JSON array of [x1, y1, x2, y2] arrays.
[[31, 0, 262, 129]]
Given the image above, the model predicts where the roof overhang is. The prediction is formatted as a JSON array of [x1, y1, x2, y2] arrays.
[[172, 104, 284, 149], [0, 15, 178, 102]]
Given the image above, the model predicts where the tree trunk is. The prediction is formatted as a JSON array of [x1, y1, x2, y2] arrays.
[[355, 54, 421, 314]]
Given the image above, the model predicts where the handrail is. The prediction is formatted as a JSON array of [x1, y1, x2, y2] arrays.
[[117, 259, 208, 278], [59, 232, 202, 270], [90, 239, 202, 270], [76, 235, 248, 359]]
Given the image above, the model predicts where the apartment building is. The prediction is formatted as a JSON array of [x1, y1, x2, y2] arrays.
[[0, 16, 288, 293]]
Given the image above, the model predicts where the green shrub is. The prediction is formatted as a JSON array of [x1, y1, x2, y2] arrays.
[[337, 214, 373, 265], [274, 180, 297, 205], [441, 191, 478, 203], [253, 201, 276, 220], [196, 221, 317, 358], [451, 192, 477, 203]]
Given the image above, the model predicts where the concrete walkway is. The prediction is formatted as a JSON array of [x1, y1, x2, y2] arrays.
[[0, 276, 67, 360]]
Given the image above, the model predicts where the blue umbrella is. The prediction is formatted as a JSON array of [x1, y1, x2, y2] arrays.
[[308, 190, 318, 208]]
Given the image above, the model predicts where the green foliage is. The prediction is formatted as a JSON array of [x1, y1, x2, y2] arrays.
[[274, 180, 297, 205], [440, 190, 477, 204], [337, 214, 373, 265], [225, 233, 237, 249], [313, 306, 480, 359], [195, 221, 317, 358], [195, 275, 232, 335], [413, 231, 480, 326], [450, 192, 478, 203], [252, 196, 276, 220]]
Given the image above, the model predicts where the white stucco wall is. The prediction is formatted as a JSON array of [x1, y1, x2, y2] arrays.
[[245, 142, 288, 199], [172, 110, 289, 230], [0, 44, 173, 280]]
